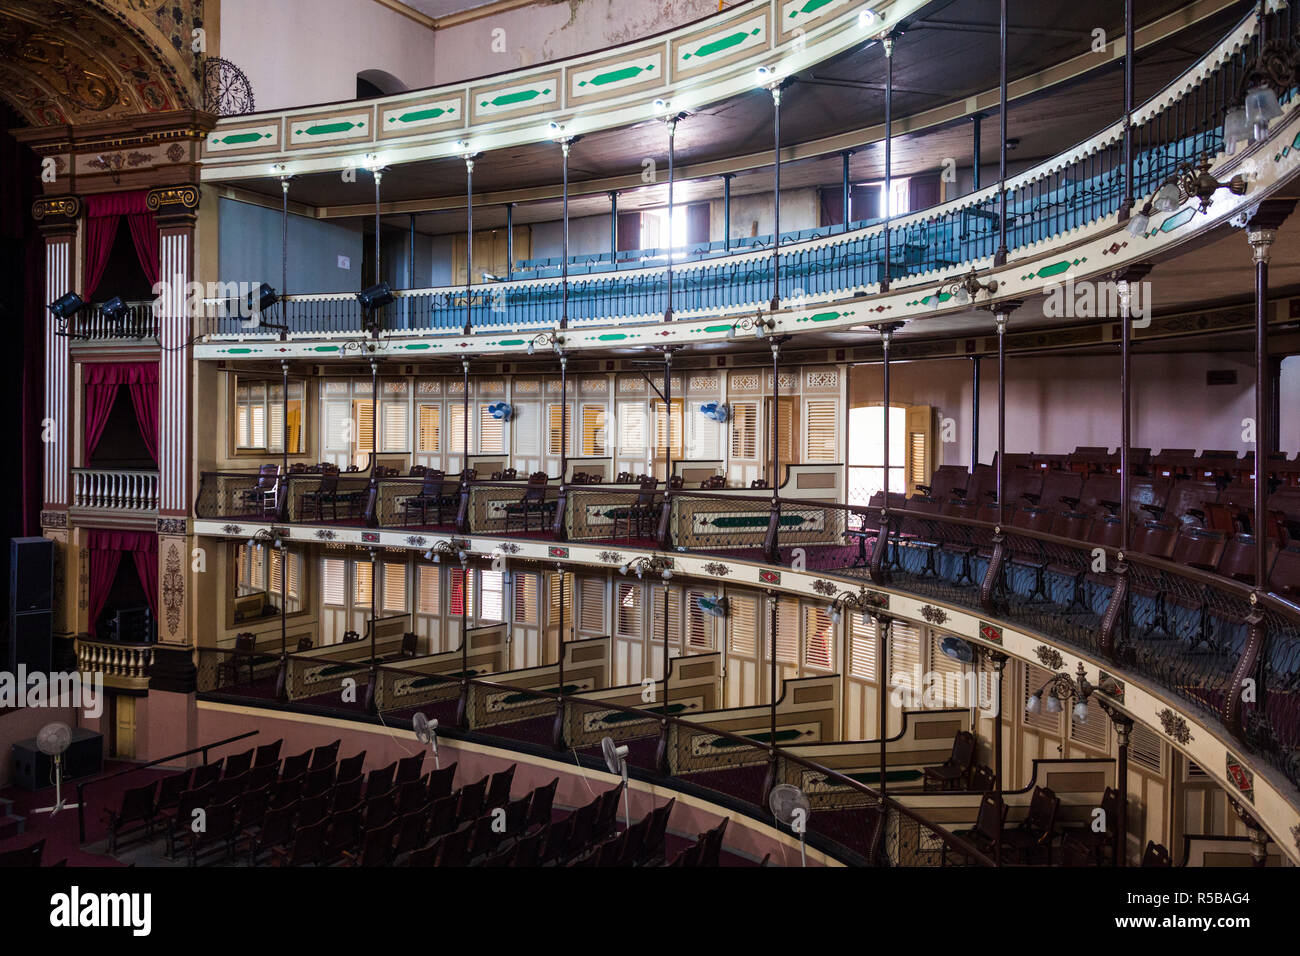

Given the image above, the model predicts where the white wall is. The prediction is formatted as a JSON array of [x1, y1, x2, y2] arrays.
[[851, 351, 1283, 468], [219, 198, 363, 294]]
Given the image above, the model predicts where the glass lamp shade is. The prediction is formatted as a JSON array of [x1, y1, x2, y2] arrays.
[[1025, 693, 1042, 715], [954, 286, 970, 305], [1127, 209, 1150, 237], [1044, 693, 1062, 715], [1152, 181, 1181, 213], [1072, 700, 1089, 724], [1244, 84, 1283, 139], [1223, 106, 1250, 153]]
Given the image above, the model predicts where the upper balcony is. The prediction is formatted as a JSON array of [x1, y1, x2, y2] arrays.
[[193, 2, 1287, 362]]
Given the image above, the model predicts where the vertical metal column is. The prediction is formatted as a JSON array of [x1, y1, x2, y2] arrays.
[[882, 35, 894, 290], [464, 154, 475, 335], [561, 138, 572, 329], [970, 356, 981, 472], [995, 0, 1009, 265]]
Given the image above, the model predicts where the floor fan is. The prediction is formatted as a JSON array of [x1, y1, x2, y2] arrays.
[[413, 712, 440, 769], [769, 783, 811, 867], [601, 736, 632, 829], [33, 723, 79, 817]]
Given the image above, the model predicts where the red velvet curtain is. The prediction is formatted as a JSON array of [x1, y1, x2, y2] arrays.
[[83, 362, 158, 463], [84, 191, 158, 297], [87, 529, 157, 637]]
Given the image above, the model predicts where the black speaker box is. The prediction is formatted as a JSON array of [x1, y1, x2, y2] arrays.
[[8, 610, 52, 674], [11, 537, 54, 614], [10, 728, 103, 791]]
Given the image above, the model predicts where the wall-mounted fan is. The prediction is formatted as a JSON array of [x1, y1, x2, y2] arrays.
[[33, 722, 79, 817], [486, 402, 513, 421], [768, 783, 811, 867], [696, 594, 729, 618], [413, 712, 440, 770], [601, 736, 632, 829], [699, 401, 730, 423], [939, 636, 975, 664]]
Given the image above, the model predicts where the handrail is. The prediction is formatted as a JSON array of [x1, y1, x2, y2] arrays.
[[75, 729, 260, 844]]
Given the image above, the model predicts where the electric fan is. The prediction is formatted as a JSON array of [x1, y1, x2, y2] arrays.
[[413, 712, 440, 770], [33, 722, 79, 817], [601, 736, 632, 830], [768, 783, 811, 867]]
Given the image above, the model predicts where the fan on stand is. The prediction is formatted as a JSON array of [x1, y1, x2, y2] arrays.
[[601, 736, 632, 830], [413, 712, 440, 769], [768, 783, 811, 867], [33, 722, 79, 817]]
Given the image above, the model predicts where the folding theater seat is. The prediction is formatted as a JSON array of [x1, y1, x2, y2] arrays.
[[1022, 469, 1083, 511], [1215, 533, 1279, 586], [1157, 480, 1221, 529]]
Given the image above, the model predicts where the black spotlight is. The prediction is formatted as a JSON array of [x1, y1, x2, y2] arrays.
[[356, 282, 394, 311], [48, 292, 85, 336], [100, 296, 129, 332], [248, 282, 279, 315]]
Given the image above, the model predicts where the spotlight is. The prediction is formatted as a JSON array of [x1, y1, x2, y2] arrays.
[[100, 296, 129, 331], [248, 282, 279, 317], [356, 282, 394, 311], [48, 292, 85, 336]]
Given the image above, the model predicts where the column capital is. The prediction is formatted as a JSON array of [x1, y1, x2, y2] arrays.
[[32, 194, 81, 230], [1107, 263, 1154, 286], [147, 184, 200, 227], [982, 299, 1022, 323]]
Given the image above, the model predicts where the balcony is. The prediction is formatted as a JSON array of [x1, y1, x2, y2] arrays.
[[71, 300, 159, 343], [76, 637, 154, 692], [72, 468, 159, 514]]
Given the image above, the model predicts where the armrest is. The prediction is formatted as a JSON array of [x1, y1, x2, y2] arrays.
[[1021, 492, 1041, 505], [1098, 499, 1121, 516], [1186, 508, 1206, 524], [1059, 496, 1080, 509], [951, 488, 968, 500], [1140, 503, 1165, 519], [915, 483, 932, 495]]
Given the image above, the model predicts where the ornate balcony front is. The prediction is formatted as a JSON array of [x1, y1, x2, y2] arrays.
[[72, 468, 160, 514], [77, 637, 154, 692]]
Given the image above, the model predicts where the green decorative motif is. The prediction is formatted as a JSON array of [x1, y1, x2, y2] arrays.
[[295, 121, 365, 137], [210, 131, 271, 146], [401, 343, 432, 350], [907, 291, 952, 307], [480, 88, 552, 108], [682, 28, 761, 60], [311, 345, 340, 352], [389, 106, 455, 125], [789, 0, 836, 17], [1158, 208, 1195, 233], [1019, 258, 1085, 281], [579, 63, 655, 87], [496, 339, 526, 346], [597, 333, 628, 341], [222, 347, 254, 354], [796, 310, 852, 323]]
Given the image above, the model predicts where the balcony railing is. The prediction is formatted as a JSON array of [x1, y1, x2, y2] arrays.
[[77, 637, 154, 690], [75, 300, 159, 341], [196, 6, 1287, 343], [195, 467, 1300, 795], [73, 468, 159, 512]]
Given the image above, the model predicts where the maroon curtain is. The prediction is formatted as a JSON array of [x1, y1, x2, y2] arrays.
[[87, 529, 157, 637], [84, 191, 157, 297], [83, 362, 158, 463]]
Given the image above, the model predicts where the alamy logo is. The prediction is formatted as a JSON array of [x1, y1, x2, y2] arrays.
[[1042, 276, 1151, 327], [889, 671, 1001, 718], [0, 667, 103, 719], [49, 887, 151, 936]]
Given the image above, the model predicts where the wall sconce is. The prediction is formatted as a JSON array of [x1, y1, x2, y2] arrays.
[[728, 315, 777, 340], [527, 330, 566, 355], [931, 267, 998, 309], [619, 555, 673, 580], [825, 586, 888, 624], [1024, 661, 1123, 724], [424, 538, 469, 564]]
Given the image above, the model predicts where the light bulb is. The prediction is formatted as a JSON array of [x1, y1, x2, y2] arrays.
[[1045, 694, 1062, 715], [1072, 700, 1089, 723], [662, 568, 672, 580], [424, 550, 433, 561], [954, 286, 970, 305], [1127, 209, 1150, 237], [1224, 106, 1250, 154], [1025, 693, 1041, 715], [1152, 181, 1180, 213], [1244, 84, 1282, 138], [527, 342, 535, 355]]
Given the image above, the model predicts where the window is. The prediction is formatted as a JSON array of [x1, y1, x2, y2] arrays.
[[616, 583, 641, 639], [581, 404, 608, 456], [889, 622, 922, 699], [478, 403, 505, 454], [353, 400, 375, 468], [236, 380, 303, 452], [848, 404, 907, 505], [548, 404, 569, 456], [353, 560, 374, 607], [728, 594, 758, 656], [480, 570, 504, 622], [618, 401, 647, 452], [416, 565, 440, 614], [450, 567, 473, 617], [730, 402, 758, 459], [550, 571, 574, 629], [382, 562, 407, 613], [805, 399, 838, 463], [268, 549, 301, 601], [417, 404, 441, 453], [803, 605, 834, 671], [848, 613, 877, 680], [381, 401, 409, 453], [321, 558, 347, 606], [685, 589, 713, 652]]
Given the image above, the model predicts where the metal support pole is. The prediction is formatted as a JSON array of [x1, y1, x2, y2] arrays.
[[609, 191, 618, 263], [971, 114, 982, 193], [880, 325, 897, 499], [722, 174, 732, 252], [372, 167, 383, 338], [882, 35, 894, 290], [769, 590, 779, 752], [1250, 228, 1274, 585], [665, 116, 678, 322], [663, 349, 673, 483], [559, 353, 569, 482], [841, 150, 852, 230], [1119, 0, 1135, 220], [771, 340, 780, 494], [994, 0, 1009, 265], [554, 563, 566, 748], [970, 356, 981, 472], [506, 203, 515, 280], [462, 358, 470, 474], [464, 155, 475, 335], [995, 312, 1007, 526], [561, 139, 572, 329], [1112, 710, 1133, 866], [877, 615, 890, 795], [279, 173, 290, 341], [406, 212, 415, 329], [769, 84, 783, 312]]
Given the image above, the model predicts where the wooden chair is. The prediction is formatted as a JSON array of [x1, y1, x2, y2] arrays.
[[1059, 787, 1120, 866], [401, 469, 447, 526], [968, 765, 996, 793], [612, 476, 659, 539], [1141, 841, 1172, 867], [700, 475, 726, 489], [238, 464, 281, 518], [300, 468, 360, 522], [504, 472, 556, 532], [942, 793, 1007, 866], [103, 782, 157, 854], [219, 632, 273, 685], [922, 731, 976, 791], [1000, 785, 1060, 864]]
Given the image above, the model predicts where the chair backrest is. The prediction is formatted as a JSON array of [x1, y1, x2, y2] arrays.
[[974, 793, 1007, 843], [317, 471, 339, 492], [1026, 786, 1059, 830], [233, 632, 256, 657], [1141, 840, 1172, 867], [256, 464, 278, 489], [401, 631, 419, 657], [949, 730, 976, 769], [969, 765, 995, 792], [296, 636, 314, 652], [1269, 545, 1300, 596], [342, 629, 361, 643], [420, 470, 444, 495]]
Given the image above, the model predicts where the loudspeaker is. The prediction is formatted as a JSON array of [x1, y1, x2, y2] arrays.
[[9, 610, 52, 675], [10, 728, 103, 791], [11, 537, 54, 614]]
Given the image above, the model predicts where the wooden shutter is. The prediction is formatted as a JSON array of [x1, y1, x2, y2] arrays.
[[889, 621, 922, 695], [803, 605, 834, 671], [549, 571, 573, 628], [353, 560, 373, 607], [381, 401, 409, 452], [769, 397, 797, 467], [929, 630, 966, 706], [416, 565, 440, 614], [478, 403, 505, 454], [581, 404, 608, 456], [236, 403, 251, 448], [321, 558, 346, 606], [353, 400, 375, 458], [382, 562, 407, 612], [905, 405, 933, 495], [618, 401, 646, 452], [651, 587, 682, 646], [448, 402, 466, 454], [479, 570, 504, 621], [767, 596, 798, 664], [449, 567, 472, 617], [616, 582, 641, 641], [1023, 662, 1062, 734], [417, 404, 440, 452], [1070, 702, 1109, 752], [653, 400, 683, 458], [1130, 723, 1163, 772], [268, 400, 284, 453], [849, 613, 877, 680], [685, 589, 713, 651], [730, 401, 758, 458], [577, 577, 603, 634], [805, 399, 838, 463], [513, 572, 540, 625], [324, 402, 352, 451], [548, 404, 569, 456], [728, 594, 758, 656]]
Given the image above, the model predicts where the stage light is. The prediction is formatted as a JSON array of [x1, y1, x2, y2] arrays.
[[48, 292, 85, 335], [356, 282, 394, 311], [101, 296, 129, 330], [248, 282, 279, 316]]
